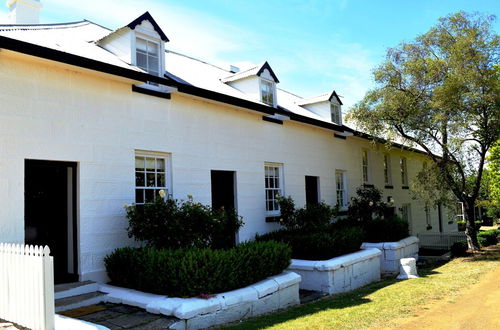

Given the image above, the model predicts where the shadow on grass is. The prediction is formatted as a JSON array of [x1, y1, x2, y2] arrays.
[[463, 244, 500, 262], [222, 260, 447, 330]]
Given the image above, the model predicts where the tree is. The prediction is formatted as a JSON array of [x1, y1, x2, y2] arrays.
[[479, 140, 500, 219], [348, 12, 499, 250]]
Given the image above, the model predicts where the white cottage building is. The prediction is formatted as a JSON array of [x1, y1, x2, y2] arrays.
[[0, 2, 457, 283]]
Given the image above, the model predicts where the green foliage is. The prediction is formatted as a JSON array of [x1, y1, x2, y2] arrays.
[[478, 140, 500, 219], [347, 12, 500, 250], [277, 195, 337, 232], [477, 229, 500, 246], [256, 226, 365, 260], [104, 241, 291, 297], [450, 240, 468, 257], [125, 196, 243, 249], [457, 220, 482, 232], [363, 217, 410, 242], [347, 186, 389, 223]]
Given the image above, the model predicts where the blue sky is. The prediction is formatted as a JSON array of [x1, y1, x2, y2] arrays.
[[1, 0, 498, 109]]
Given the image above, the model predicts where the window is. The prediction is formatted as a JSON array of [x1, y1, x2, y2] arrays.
[[136, 37, 160, 76], [425, 204, 431, 228], [401, 203, 412, 232], [335, 171, 347, 209], [383, 154, 392, 185], [400, 157, 408, 186], [331, 104, 342, 125], [260, 79, 275, 106], [264, 163, 283, 215], [362, 149, 369, 183], [135, 153, 169, 204]]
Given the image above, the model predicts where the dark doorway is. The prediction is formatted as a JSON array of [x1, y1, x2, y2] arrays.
[[25, 160, 78, 284], [305, 176, 320, 205], [211, 170, 236, 211], [438, 203, 443, 233]]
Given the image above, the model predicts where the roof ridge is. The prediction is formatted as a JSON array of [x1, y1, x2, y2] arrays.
[[166, 49, 230, 73], [0, 20, 91, 31]]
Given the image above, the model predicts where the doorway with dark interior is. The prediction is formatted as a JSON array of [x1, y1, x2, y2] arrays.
[[211, 170, 237, 244], [305, 175, 320, 205], [25, 159, 78, 284]]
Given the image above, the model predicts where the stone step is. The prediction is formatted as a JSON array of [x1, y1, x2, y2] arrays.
[[55, 280, 99, 300], [55, 291, 107, 313]]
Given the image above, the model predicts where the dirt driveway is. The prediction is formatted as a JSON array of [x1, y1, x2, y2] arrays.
[[382, 259, 500, 330]]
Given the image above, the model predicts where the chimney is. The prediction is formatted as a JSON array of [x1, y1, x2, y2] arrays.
[[7, 0, 42, 24], [229, 65, 240, 74]]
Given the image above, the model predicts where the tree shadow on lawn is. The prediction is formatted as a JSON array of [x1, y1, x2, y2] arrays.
[[462, 244, 500, 262], [223, 262, 445, 330]]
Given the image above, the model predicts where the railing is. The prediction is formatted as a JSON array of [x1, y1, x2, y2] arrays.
[[0, 243, 55, 330], [418, 232, 467, 250]]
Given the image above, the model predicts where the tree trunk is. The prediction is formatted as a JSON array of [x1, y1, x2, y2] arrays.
[[463, 202, 480, 251]]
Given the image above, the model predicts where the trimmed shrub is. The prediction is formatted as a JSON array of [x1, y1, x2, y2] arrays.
[[477, 229, 500, 246], [125, 196, 243, 249], [256, 226, 365, 260], [362, 216, 410, 242], [450, 240, 468, 257], [277, 196, 336, 232], [104, 241, 291, 297], [347, 186, 389, 223], [457, 221, 482, 232]]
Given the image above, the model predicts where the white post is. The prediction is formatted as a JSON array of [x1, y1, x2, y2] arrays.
[[43, 246, 55, 330]]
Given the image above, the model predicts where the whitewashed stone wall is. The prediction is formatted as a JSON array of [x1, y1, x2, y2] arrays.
[[288, 248, 381, 295], [99, 271, 301, 329], [360, 236, 419, 275]]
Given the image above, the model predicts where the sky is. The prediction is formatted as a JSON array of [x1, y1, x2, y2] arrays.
[[1, 0, 498, 110]]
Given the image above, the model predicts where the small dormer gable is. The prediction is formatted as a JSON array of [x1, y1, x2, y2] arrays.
[[222, 61, 279, 107], [297, 90, 343, 125], [97, 12, 168, 78]]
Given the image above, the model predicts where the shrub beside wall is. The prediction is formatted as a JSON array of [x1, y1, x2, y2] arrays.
[[105, 241, 291, 297]]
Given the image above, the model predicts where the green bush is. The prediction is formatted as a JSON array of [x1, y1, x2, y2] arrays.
[[347, 186, 389, 223], [256, 226, 365, 260], [104, 241, 291, 297], [457, 220, 482, 232], [450, 240, 468, 257], [125, 196, 243, 249], [477, 229, 499, 246], [277, 196, 336, 232], [362, 216, 410, 242]]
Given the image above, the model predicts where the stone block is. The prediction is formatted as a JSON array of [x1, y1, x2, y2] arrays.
[[278, 283, 300, 308], [168, 320, 186, 330], [217, 286, 258, 306], [251, 278, 279, 298], [173, 297, 221, 319], [186, 313, 216, 330], [251, 291, 280, 317], [213, 302, 253, 326], [273, 271, 301, 289]]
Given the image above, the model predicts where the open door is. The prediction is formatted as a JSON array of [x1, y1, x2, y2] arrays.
[[25, 160, 78, 284]]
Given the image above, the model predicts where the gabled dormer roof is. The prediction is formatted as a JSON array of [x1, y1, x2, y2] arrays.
[[97, 11, 169, 44], [221, 61, 279, 83], [296, 90, 343, 106], [127, 11, 169, 42]]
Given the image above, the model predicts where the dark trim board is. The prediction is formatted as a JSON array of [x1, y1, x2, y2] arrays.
[[132, 85, 171, 99], [363, 184, 375, 188], [334, 133, 346, 140], [384, 185, 394, 189], [262, 116, 283, 125], [402, 186, 410, 190], [127, 12, 169, 41]]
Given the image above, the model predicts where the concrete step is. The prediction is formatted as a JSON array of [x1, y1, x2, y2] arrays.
[[55, 291, 107, 313], [55, 280, 99, 300]]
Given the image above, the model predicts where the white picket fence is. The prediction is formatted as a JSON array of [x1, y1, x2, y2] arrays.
[[418, 232, 467, 250], [0, 243, 55, 330]]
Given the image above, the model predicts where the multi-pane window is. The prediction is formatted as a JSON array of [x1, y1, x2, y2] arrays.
[[265, 163, 283, 215], [135, 155, 167, 204], [331, 104, 342, 125], [362, 150, 369, 183], [136, 37, 160, 76], [401, 203, 412, 232], [335, 171, 347, 209], [260, 79, 275, 106], [400, 157, 408, 186], [383, 154, 392, 185], [425, 204, 431, 227]]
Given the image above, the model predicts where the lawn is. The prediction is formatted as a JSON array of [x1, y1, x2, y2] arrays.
[[224, 244, 500, 329]]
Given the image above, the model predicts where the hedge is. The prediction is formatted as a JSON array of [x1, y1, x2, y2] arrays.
[[478, 229, 500, 246], [104, 241, 291, 297], [256, 226, 365, 260], [362, 217, 409, 243]]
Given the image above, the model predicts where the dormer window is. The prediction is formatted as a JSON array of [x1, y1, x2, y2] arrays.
[[260, 79, 276, 107], [331, 103, 342, 125], [136, 37, 160, 76]]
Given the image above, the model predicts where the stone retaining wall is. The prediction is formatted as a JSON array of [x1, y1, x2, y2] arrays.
[[360, 236, 419, 275], [99, 271, 301, 329], [287, 248, 381, 295]]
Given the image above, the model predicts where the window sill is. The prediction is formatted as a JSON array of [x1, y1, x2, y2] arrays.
[[262, 116, 283, 125], [384, 185, 394, 189], [132, 85, 171, 99], [402, 186, 410, 190], [363, 183, 374, 188], [265, 216, 281, 223]]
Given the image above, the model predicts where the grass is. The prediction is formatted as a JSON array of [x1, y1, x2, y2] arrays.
[[224, 244, 500, 330]]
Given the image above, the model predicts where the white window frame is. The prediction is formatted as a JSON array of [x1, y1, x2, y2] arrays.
[[383, 154, 392, 185], [264, 162, 284, 216], [260, 78, 276, 107], [134, 36, 161, 77], [400, 157, 408, 186], [135, 151, 172, 204], [335, 170, 348, 210], [362, 149, 370, 184], [330, 103, 342, 125]]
